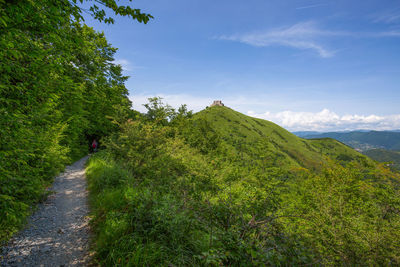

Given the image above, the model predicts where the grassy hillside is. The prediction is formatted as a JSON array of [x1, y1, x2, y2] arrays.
[[364, 149, 400, 170], [194, 106, 369, 169], [86, 101, 400, 266], [300, 130, 400, 151]]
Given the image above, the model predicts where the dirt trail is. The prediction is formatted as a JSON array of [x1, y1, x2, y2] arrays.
[[1, 156, 91, 267]]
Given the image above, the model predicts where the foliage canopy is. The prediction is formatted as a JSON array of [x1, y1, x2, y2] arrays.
[[0, 0, 151, 242]]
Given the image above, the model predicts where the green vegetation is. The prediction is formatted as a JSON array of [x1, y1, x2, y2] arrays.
[[195, 106, 369, 170], [364, 149, 400, 170], [3, 1, 400, 264], [0, 0, 151, 242], [87, 99, 400, 265], [300, 130, 400, 151]]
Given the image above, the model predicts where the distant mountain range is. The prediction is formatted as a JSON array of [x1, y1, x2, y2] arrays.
[[293, 130, 400, 169], [293, 130, 400, 151]]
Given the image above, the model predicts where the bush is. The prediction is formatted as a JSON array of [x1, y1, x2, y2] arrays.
[[86, 105, 400, 265]]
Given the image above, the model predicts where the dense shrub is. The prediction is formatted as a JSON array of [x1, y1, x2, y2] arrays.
[[86, 101, 400, 265]]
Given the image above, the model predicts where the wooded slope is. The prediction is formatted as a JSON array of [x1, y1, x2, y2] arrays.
[[87, 101, 400, 265], [0, 0, 135, 242]]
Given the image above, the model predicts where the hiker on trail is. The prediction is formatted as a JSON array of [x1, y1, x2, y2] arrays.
[[92, 139, 98, 152]]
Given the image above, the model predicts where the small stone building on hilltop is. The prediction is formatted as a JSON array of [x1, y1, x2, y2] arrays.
[[211, 100, 224, 107]]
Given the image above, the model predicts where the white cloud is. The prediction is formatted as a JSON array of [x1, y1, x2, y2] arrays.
[[130, 92, 298, 114], [217, 21, 400, 58], [218, 21, 339, 58], [113, 59, 132, 71], [113, 59, 144, 72], [372, 8, 400, 24], [295, 4, 329, 10], [129, 93, 276, 113], [248, 109, 400, 132], [377, 31, 400, 37], [130, 93, 213, 113], [129, 93, 400, 132]]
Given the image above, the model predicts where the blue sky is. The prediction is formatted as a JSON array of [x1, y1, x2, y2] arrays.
[[81, 0, 400, 131]]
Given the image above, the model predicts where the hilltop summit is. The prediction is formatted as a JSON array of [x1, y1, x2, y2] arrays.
[[210, 100, 224, 107]]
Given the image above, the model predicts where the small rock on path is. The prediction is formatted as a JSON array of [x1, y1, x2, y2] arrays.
[[1, 156, 91, 267]]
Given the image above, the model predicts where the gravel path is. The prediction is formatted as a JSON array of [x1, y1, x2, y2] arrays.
[[1, 156, 91, 267]]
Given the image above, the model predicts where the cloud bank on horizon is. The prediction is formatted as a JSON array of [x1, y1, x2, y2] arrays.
[[130, 94, 400, 132], [247, 109, 400, 132]]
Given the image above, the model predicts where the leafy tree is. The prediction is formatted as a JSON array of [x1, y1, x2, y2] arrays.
[[0, 0, 152, 242], [143, 97, 176, 125], [70, 0, 153, 24]]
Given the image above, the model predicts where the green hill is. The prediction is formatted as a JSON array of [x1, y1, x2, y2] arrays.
[[364, 149, 400, 170], [86, 101, 400, 266], [193, 106, 369, 169]]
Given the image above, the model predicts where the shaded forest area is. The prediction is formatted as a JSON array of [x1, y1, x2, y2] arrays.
[[0, 0, 151, 242]]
